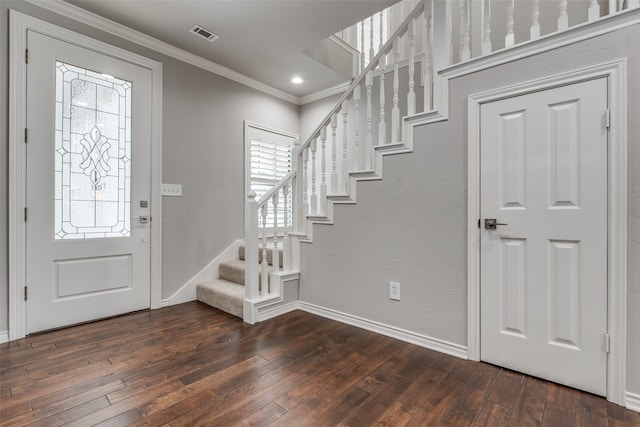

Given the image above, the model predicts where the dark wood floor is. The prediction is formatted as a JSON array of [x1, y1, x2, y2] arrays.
[[1, 303, 639, 426]]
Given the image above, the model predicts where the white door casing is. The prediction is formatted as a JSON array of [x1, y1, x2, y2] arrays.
[[9, 11, 163, 339], [467, 60, 627, 405], [480, 78, 607, 395]]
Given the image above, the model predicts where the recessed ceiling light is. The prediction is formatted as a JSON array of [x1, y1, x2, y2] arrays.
[[291, 76, 304, 84]]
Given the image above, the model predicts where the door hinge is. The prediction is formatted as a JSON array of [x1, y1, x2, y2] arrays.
[[24, 286, 28, 301], [24, 128, 28, 143], [25, 48, 28, 64], [24, 207, 28, 222], [605, 332, 610, 353], [606, 108, 610, 129]]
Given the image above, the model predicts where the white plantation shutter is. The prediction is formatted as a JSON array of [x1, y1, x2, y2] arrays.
[[249, 136, 292, 229]]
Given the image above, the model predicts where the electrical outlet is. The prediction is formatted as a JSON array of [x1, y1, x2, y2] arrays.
[[389, 281, 400, 301], [162, 183, 182, 197]]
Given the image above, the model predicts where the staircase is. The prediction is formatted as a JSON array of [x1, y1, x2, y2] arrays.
[[196, 0, 640, 321], [196, 243, 282, 318]]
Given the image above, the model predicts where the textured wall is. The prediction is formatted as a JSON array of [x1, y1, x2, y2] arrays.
[[299, 23, 640, 394]]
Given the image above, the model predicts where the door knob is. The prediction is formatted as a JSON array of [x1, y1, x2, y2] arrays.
[[138, 216, 150, 224], [484, 218, 508, 230]]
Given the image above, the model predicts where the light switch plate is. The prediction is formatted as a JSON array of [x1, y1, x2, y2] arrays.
[[162, 183, 182, 197]]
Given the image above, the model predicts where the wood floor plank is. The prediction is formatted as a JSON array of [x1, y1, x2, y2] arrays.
[[1, 302, 638, 427]]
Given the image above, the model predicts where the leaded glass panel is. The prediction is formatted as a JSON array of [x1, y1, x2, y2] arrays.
[[54, 61, 131, 239]]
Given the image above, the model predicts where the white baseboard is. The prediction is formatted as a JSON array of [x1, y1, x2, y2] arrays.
[[626, 391, 640, 413], [0, 330, 8, 344], [297, 301, 468, 359], [160, 240, 241, 307], [257, 301, 301, 322]]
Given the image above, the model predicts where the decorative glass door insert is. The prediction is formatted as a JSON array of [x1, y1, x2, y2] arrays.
[[54, 61, 131, 239]]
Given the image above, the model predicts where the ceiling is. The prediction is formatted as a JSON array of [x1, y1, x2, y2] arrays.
[[64, 0, 397, 99]]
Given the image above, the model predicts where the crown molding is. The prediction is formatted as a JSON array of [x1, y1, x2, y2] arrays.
[[24, 0, 301, 105], [300, 81, 350, 105]]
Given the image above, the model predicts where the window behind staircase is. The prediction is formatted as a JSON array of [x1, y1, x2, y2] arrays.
[[247, 124, 296, 231]]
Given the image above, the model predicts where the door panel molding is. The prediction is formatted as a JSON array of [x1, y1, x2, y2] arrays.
[[9, 11, 163, 339], [467, 59, 627, 405]]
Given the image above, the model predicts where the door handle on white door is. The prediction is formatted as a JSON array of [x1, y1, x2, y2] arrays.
[[484, 218, 508, 230], [138, 216, 150, 224]]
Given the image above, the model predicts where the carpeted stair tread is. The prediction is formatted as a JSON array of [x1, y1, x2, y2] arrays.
[[219, 259, 273, 286], [238, 244, 283, 268], [196, 280, 244, 318]]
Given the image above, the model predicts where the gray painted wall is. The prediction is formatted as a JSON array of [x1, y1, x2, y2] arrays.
[[299, 24, 640, 393], [0, 1, 299, 330]]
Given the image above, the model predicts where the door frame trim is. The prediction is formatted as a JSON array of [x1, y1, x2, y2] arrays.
[[9, 11, 163, 340], [466, 59, 627, 405]]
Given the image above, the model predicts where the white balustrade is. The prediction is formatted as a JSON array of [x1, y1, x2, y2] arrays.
[[303, 147, 309, 217], [360, 20, 366, 72], [330, 113, 338, 194], [282, 182, 291, 271], [588, 0, 599, 21], [423, 1, 433, 111], [482, 0, 492, 55], [379, 11, 386, 66], [244, 191, 259, 300], [370, 15, 375, 62]]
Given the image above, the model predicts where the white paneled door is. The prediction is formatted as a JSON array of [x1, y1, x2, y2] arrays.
[[480, 78, 608, 395], [25, 31, 152, 333]]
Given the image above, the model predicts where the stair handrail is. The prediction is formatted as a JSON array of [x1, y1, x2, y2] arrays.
[[257, 169, 297, 206], [297, 0, 427, 153]]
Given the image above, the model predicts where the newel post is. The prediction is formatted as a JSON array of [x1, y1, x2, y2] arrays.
[[244, 191, 259, 301]]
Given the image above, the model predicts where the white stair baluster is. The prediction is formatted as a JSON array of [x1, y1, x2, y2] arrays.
[[423, 1, 433, 111], [365, 71, 373, 169], [330, 113, 338, 194], [272, 192, 279, 274], [482, 0, 492, 55], [379, 11, 385, 67], [408, 19, 416, 114], [341, 102, 349, 193], [370, 15, 375, 61], [531, 0, 540, 39], [558, 0, 568, 31], [360, 21, 366, 72], [505, 0, 515, 48], [260, 203, 268, 295], [282, 182, 291, 271], [320, 127, 327, 214], [379, 58, 387, 145], [310, 137, 318, 215], [353, 84, 362, 170], [302, 147, 309, 217], [459, 0, 470, 61], [392, 38, 400, 143], [588, 0, 600, 21]]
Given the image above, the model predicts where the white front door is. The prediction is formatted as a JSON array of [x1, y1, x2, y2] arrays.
[[480, 78, 608, 395], [25, 30, 152, 333]]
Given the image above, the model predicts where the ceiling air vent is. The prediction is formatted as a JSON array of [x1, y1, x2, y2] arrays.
[[190, 25, 219, 42]]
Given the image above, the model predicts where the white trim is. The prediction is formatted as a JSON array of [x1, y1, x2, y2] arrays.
[[0, 331, 9, 344], [298, 301, 468, 359], [160, 240, 241, 307], [300, 82, 350, 105], [466, 59, 628, 406], [626, 391, 640, 413], [9, 11, 163, 338], [23, 0, 300, 105], [258, 301, 301, 322]]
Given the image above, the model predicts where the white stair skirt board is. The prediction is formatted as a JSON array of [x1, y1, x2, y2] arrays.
[[298, 301, 467, 359], [0, 331, 8, 344], [627, 392, 640, 413], [160, 240, 241, 307]]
